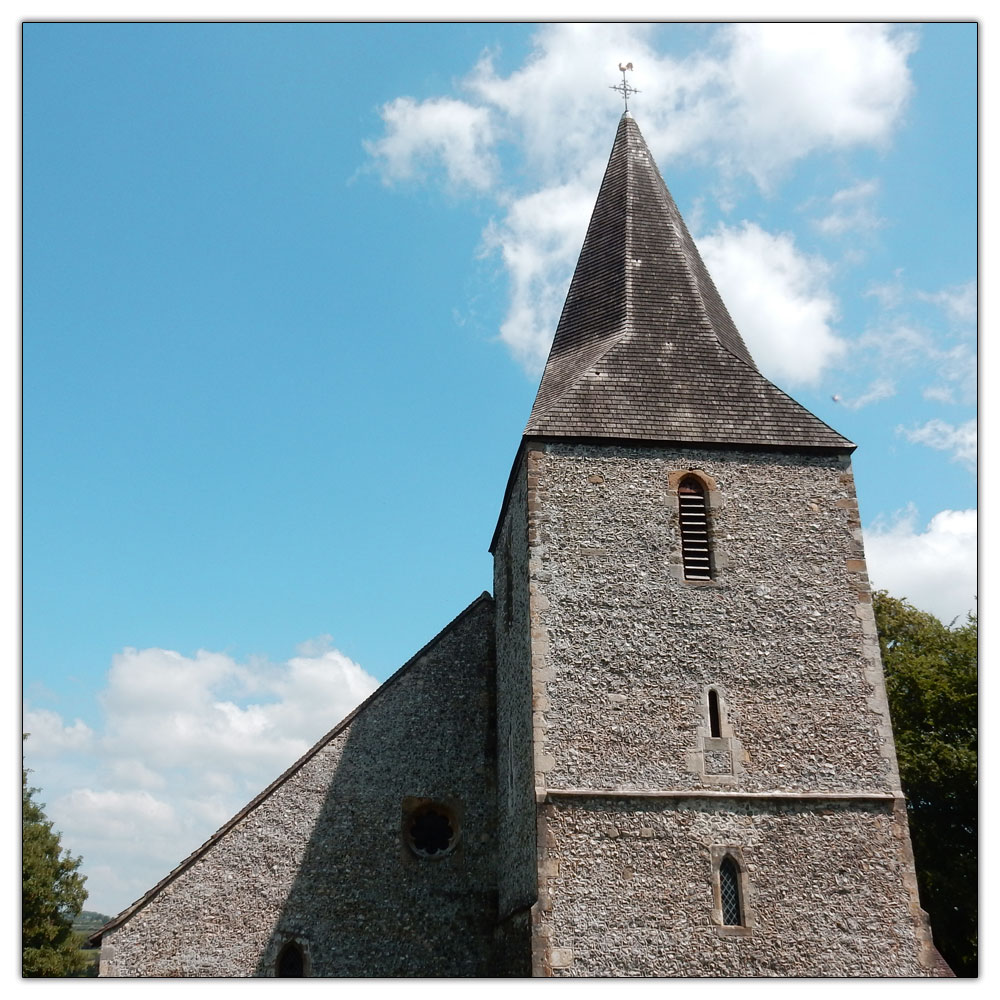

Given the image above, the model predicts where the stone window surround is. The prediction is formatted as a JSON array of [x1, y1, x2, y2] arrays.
[[710, 845, 755, 938], [266, 934, 313, 977], [665, 468, 725, 586], [686, 684, 743, 785], [401, 796, 463, 861]]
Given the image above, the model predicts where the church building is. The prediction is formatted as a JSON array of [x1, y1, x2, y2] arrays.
[[91, 111, 947, 977]]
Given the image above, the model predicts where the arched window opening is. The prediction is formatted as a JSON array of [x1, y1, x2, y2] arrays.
[[719, 856, 743, 926], [708, 689, 722, 738], [678, 476, 712, 581], [276, 941, 305, 978]]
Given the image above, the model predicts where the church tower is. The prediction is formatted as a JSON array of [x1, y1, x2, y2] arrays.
[[491, 112, 942, 976]]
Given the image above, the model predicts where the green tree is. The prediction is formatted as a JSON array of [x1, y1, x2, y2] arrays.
[[874, 591, 977, 977], [22, 742, 90, 977]]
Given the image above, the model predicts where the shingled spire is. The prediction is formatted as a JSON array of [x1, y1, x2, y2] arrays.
[[525, 113, 852, 451]]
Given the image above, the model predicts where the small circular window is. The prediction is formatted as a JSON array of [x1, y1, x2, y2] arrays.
[[405, 802, 459, 858]]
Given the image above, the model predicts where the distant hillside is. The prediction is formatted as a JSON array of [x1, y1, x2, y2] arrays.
[[73, 910, 112, 937]]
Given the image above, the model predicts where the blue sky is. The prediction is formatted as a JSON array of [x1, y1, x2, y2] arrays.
[[23, 22, 976, 917]]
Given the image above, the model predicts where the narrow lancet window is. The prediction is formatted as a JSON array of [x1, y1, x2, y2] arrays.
[[708, 689, 722, 738], [678, 476, 712, 580], [719, 856, 743, 926]]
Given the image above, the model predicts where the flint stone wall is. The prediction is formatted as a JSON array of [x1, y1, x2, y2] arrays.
[[526, 443, 900, 795], [524, 442, 933, 976], [100, 596, 499, 977], [492, 454, 539, 927], [536, 797, 928, 977]]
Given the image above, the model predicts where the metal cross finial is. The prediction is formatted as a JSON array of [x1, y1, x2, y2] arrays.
[[611, 62, 639, 112]]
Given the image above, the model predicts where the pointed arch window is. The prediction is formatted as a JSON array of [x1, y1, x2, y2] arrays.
[[711, 845, 752, 935], [678, 476, 712, 581], [276, 941, 305, 977], [719, 856, 743, 926]]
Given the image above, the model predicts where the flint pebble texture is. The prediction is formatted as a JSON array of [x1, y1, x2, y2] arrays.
[[522, 442, 935, 976], [493, 459, 540, 929], [100, 596, 503, 977], [527, 443, 898, 794], [537, 798, 927, 977]]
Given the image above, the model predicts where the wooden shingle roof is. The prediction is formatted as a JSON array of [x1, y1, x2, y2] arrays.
[[524, 113, 853, 452]]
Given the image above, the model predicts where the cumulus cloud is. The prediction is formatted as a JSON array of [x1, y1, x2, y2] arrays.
[[467, 23, 661, 177], [96, 645, 377, 780], [865, 506, 977, 625], [364, 96, 497, 191], [703, 24, 915, 187], [364, 22, 916, 374], [898, 418, 977, 468], [23, 708, 94, 754], [698, 222, 845, 385], [25, 641, 379, 915], [56, 787, 177, 840]]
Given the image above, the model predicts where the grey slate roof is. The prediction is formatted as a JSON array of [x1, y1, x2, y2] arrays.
[[524, 113, 853, 452]]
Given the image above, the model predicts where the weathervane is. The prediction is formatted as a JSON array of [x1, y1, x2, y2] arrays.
[[611, 62, 639, 112]]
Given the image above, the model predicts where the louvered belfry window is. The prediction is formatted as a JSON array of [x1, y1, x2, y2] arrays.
[[719, 856, 743, 926], [678, 476, 712, 580]]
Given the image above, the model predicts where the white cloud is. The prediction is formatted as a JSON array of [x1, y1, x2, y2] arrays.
[[23, 708, 94, 754], [107, 758, 166, 790], [95, 645, 377, 780], [295, 633, 333, 657], [56, 787, 176, 840], [467, 23, 660, 178], [859, 317, 976, 405], [698, 222, 845, 385], [363, 96, 497, 191], [899, 418, 977, 468], [866, 507, 977, 625], [25, 641, 379, 916], [364, 23, 916, 374], [815, 179, 884, 236], [864, 272, 906, 310], [482, 180, 597, 372], [922, 385, 955, 404], [918, 280, 977, 326], [690, 24, 913, 188], [840, 377, 896, 410]]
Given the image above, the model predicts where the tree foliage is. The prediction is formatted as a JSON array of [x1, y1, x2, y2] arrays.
[[874, 591, 977, 977], [22, 745, 90, 977]]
